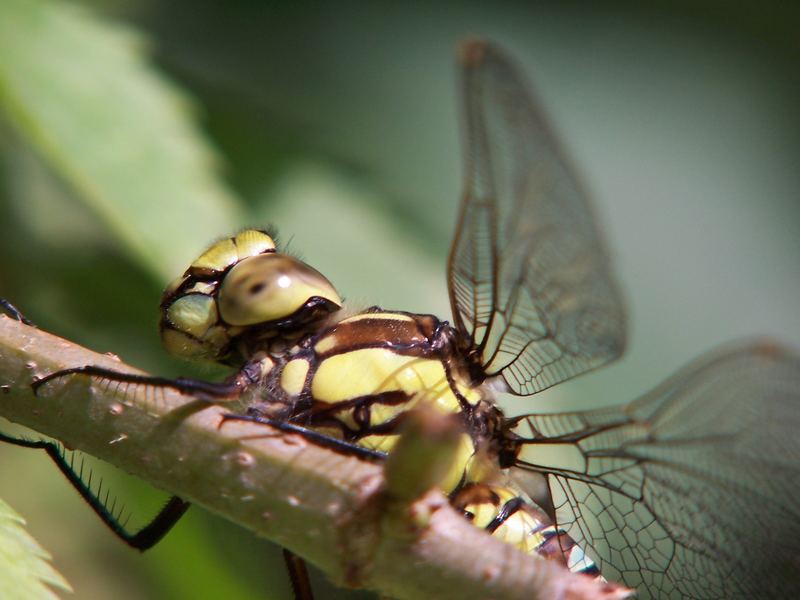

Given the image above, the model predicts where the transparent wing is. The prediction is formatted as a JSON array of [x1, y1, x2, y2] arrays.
[[510, 340, 800, 599], [447, 41, 626, 396]]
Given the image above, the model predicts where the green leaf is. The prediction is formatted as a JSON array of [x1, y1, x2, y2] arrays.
[[0, 498, 71, 600], [0, 0, 243, 281], [259, 162, 449, 316]]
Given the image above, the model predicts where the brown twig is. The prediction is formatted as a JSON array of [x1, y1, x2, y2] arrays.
[[0, 315, 629, 600]]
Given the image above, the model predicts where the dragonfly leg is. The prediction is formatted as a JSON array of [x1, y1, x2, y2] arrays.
[[0, 430, 190, 550], [0, 298, 35, 326], [283, 548, 314, 600], [218, 414, 386, 462], [32, 365, 252, 402], [483, 496, 526, 533]]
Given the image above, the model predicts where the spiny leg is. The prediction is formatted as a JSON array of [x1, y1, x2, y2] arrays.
[[0, 298, 34, 326], [32, 365, 249, 402], [18, 356, 253, 546], [218, 414, 386, 462], [283, 549, 314, 600], [17, 347, 263, 546], [0, 431, 190, 550], [2, 297, 191, 548]]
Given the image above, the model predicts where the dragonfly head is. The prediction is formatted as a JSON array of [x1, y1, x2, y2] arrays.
[[159, 229, 342, 362]]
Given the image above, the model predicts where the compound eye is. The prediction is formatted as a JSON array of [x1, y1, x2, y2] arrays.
[[217, 254, 341, 326], [190, 229, 276, 276]]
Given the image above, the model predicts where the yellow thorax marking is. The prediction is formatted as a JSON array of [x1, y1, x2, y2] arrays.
[[339, 312, 415, 324], [281, 359, 310, 396], [313, 335, 337, 355], [312, 349, 454, 404]]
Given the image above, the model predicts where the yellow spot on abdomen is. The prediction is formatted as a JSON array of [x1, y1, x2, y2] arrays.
[[461, 486, 548, 554]]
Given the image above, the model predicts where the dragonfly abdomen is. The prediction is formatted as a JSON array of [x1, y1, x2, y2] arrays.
[[453, 483, 601, 576]]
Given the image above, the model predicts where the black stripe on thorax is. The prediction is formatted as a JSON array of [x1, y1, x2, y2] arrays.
[[296, 388, 476, 446], [291, 390, 415, 441], [311, 313, 442, 359]]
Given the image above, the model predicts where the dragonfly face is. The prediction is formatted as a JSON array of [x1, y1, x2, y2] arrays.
[[5, 40, 799, 600], [159, 229, 342, 363]]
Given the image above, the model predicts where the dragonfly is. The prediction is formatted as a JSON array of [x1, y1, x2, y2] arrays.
[[3, 41, 800, 599]]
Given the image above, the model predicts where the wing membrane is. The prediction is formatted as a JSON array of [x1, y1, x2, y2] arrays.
[[510, 340, 800, 598], [448, 41, 625, 396]]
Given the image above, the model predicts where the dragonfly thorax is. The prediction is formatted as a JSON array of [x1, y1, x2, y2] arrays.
[[240, 309, 510, 492]]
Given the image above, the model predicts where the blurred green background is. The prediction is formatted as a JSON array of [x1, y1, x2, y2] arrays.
[[0, 1, 798, 598]]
